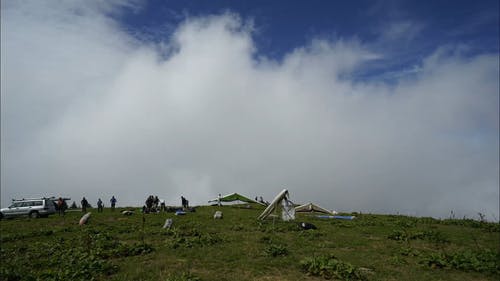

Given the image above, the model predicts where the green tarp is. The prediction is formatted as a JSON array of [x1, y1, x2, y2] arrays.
[[220, 193, 255, 203]]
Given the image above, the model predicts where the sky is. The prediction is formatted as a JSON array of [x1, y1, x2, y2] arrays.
[[1, 0, 498, 220]]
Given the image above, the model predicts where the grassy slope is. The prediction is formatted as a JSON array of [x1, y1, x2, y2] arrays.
[[0, 205, 498, 281]]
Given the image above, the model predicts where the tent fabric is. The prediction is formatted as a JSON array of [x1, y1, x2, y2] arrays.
[[258, 189, 291, 220], [294, 202, 337, 215], [220, 193, 255, 203], [282, 200, 295, 221], [208, 193, 264, 205]]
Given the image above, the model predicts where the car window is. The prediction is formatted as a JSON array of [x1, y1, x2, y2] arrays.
[[10, 202, 21, 208], [33, 201, 43, 206], [20, 202, 30, 207]]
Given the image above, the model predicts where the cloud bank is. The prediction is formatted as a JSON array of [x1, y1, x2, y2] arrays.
[[1, 2, 498, 219]]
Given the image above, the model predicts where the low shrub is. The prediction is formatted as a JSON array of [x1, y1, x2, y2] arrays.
[[388, 229, 449, 244], [440, 219, 500, 232], [165, 272, 201, 281], [264, 244, 288, 257], [421, 250, 500, 274], [388, 230, 408, 241], [166, 231, 223, 249], [300, 254, 366, 280]]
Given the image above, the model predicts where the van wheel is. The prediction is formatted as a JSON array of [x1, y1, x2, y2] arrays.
[[0, 213, 3, 220], [29, 211, 39, 218]]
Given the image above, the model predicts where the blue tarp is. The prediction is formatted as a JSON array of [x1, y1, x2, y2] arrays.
[[317, 215, 355, 220]]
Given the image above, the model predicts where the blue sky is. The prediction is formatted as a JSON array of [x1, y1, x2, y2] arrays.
[[118, 0, 499, 82], [1, 0, 498, 219]]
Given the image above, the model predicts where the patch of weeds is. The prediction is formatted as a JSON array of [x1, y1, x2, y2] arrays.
[[395, 219, 417, 228], [161, 228, 181, 237], [169, 237, 193, 249], [422, 253, 448, 269], [421, 250, 500, 274], [181, 228, 202, 237], [399, 247, 420, 257], [264, 243, 289, 257], [39, 250, 118, 280], [200, 233, 223, 246], [0, 229, 54, 243], [165, 271, 201, 281], [330, 221, 354, 228], [230, 224, 245, 231], [300, 254, 366, 280], [388, 229, 449, 244], [166, 231, 223, 249], [0, 229, 154, 280], [257, 221, 299, 233], [114, 242, 154, 257], [358, 220, 385, 227], [417, 217, 438, 224], [440, 219, 500, 232], [259, 235, 272, 244], [388, 230, 408, 241], [412, 230, 449, 244], [390, 255, 408, 265], [298, 230, 323, 239], [0, 266, 25, 281], [0, 238, 119, 281]]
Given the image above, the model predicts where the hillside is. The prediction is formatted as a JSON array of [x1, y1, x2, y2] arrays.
[[1, 205, 498, 281]]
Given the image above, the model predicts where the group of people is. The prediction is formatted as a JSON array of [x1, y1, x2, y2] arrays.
[[255, 196, 269, 205], [143, 195, 165, 213], [59, 195, 195, 214], [80, 196, 117, 213], [141, 196, 190, 213]]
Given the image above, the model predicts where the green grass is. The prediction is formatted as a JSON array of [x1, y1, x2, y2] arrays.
[[1, 206, 498, 281]]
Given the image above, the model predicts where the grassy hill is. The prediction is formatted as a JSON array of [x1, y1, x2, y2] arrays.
[[1, 205, 498, 281]]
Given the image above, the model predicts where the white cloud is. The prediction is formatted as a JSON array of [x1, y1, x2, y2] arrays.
[[379, 20, 425, 42], [1, 2, 498, 220]]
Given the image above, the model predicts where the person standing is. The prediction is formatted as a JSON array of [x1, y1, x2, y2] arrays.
[[218, 193, 222, 206], [160, 198, 166, 212], [81, 197, 88, 213], [97, 198, 103, 213], [110, 196, 117, 212], [57, 197, 65, 216]]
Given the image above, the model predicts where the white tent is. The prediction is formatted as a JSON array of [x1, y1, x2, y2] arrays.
[[258, 189, 295, 221], [295, 202, 337, 215]]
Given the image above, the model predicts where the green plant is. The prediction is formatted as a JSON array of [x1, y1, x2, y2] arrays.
[[390, 255, 408, 265], [230, 224, 245, 231], [388, 230, 408, 241], [300, 254, 366, 280], [411, 230, 449, 244], [264, 244, 289, 257], [165, 271, 201, 281], [166, 230, 223, 249], [421, 250, 500, 274], [399, 246, 420, 257]]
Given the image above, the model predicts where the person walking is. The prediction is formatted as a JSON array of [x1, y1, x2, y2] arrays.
[[81, 197, 88, 213], [97, 198, 103, 213], [110, 196, 117, 212]]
